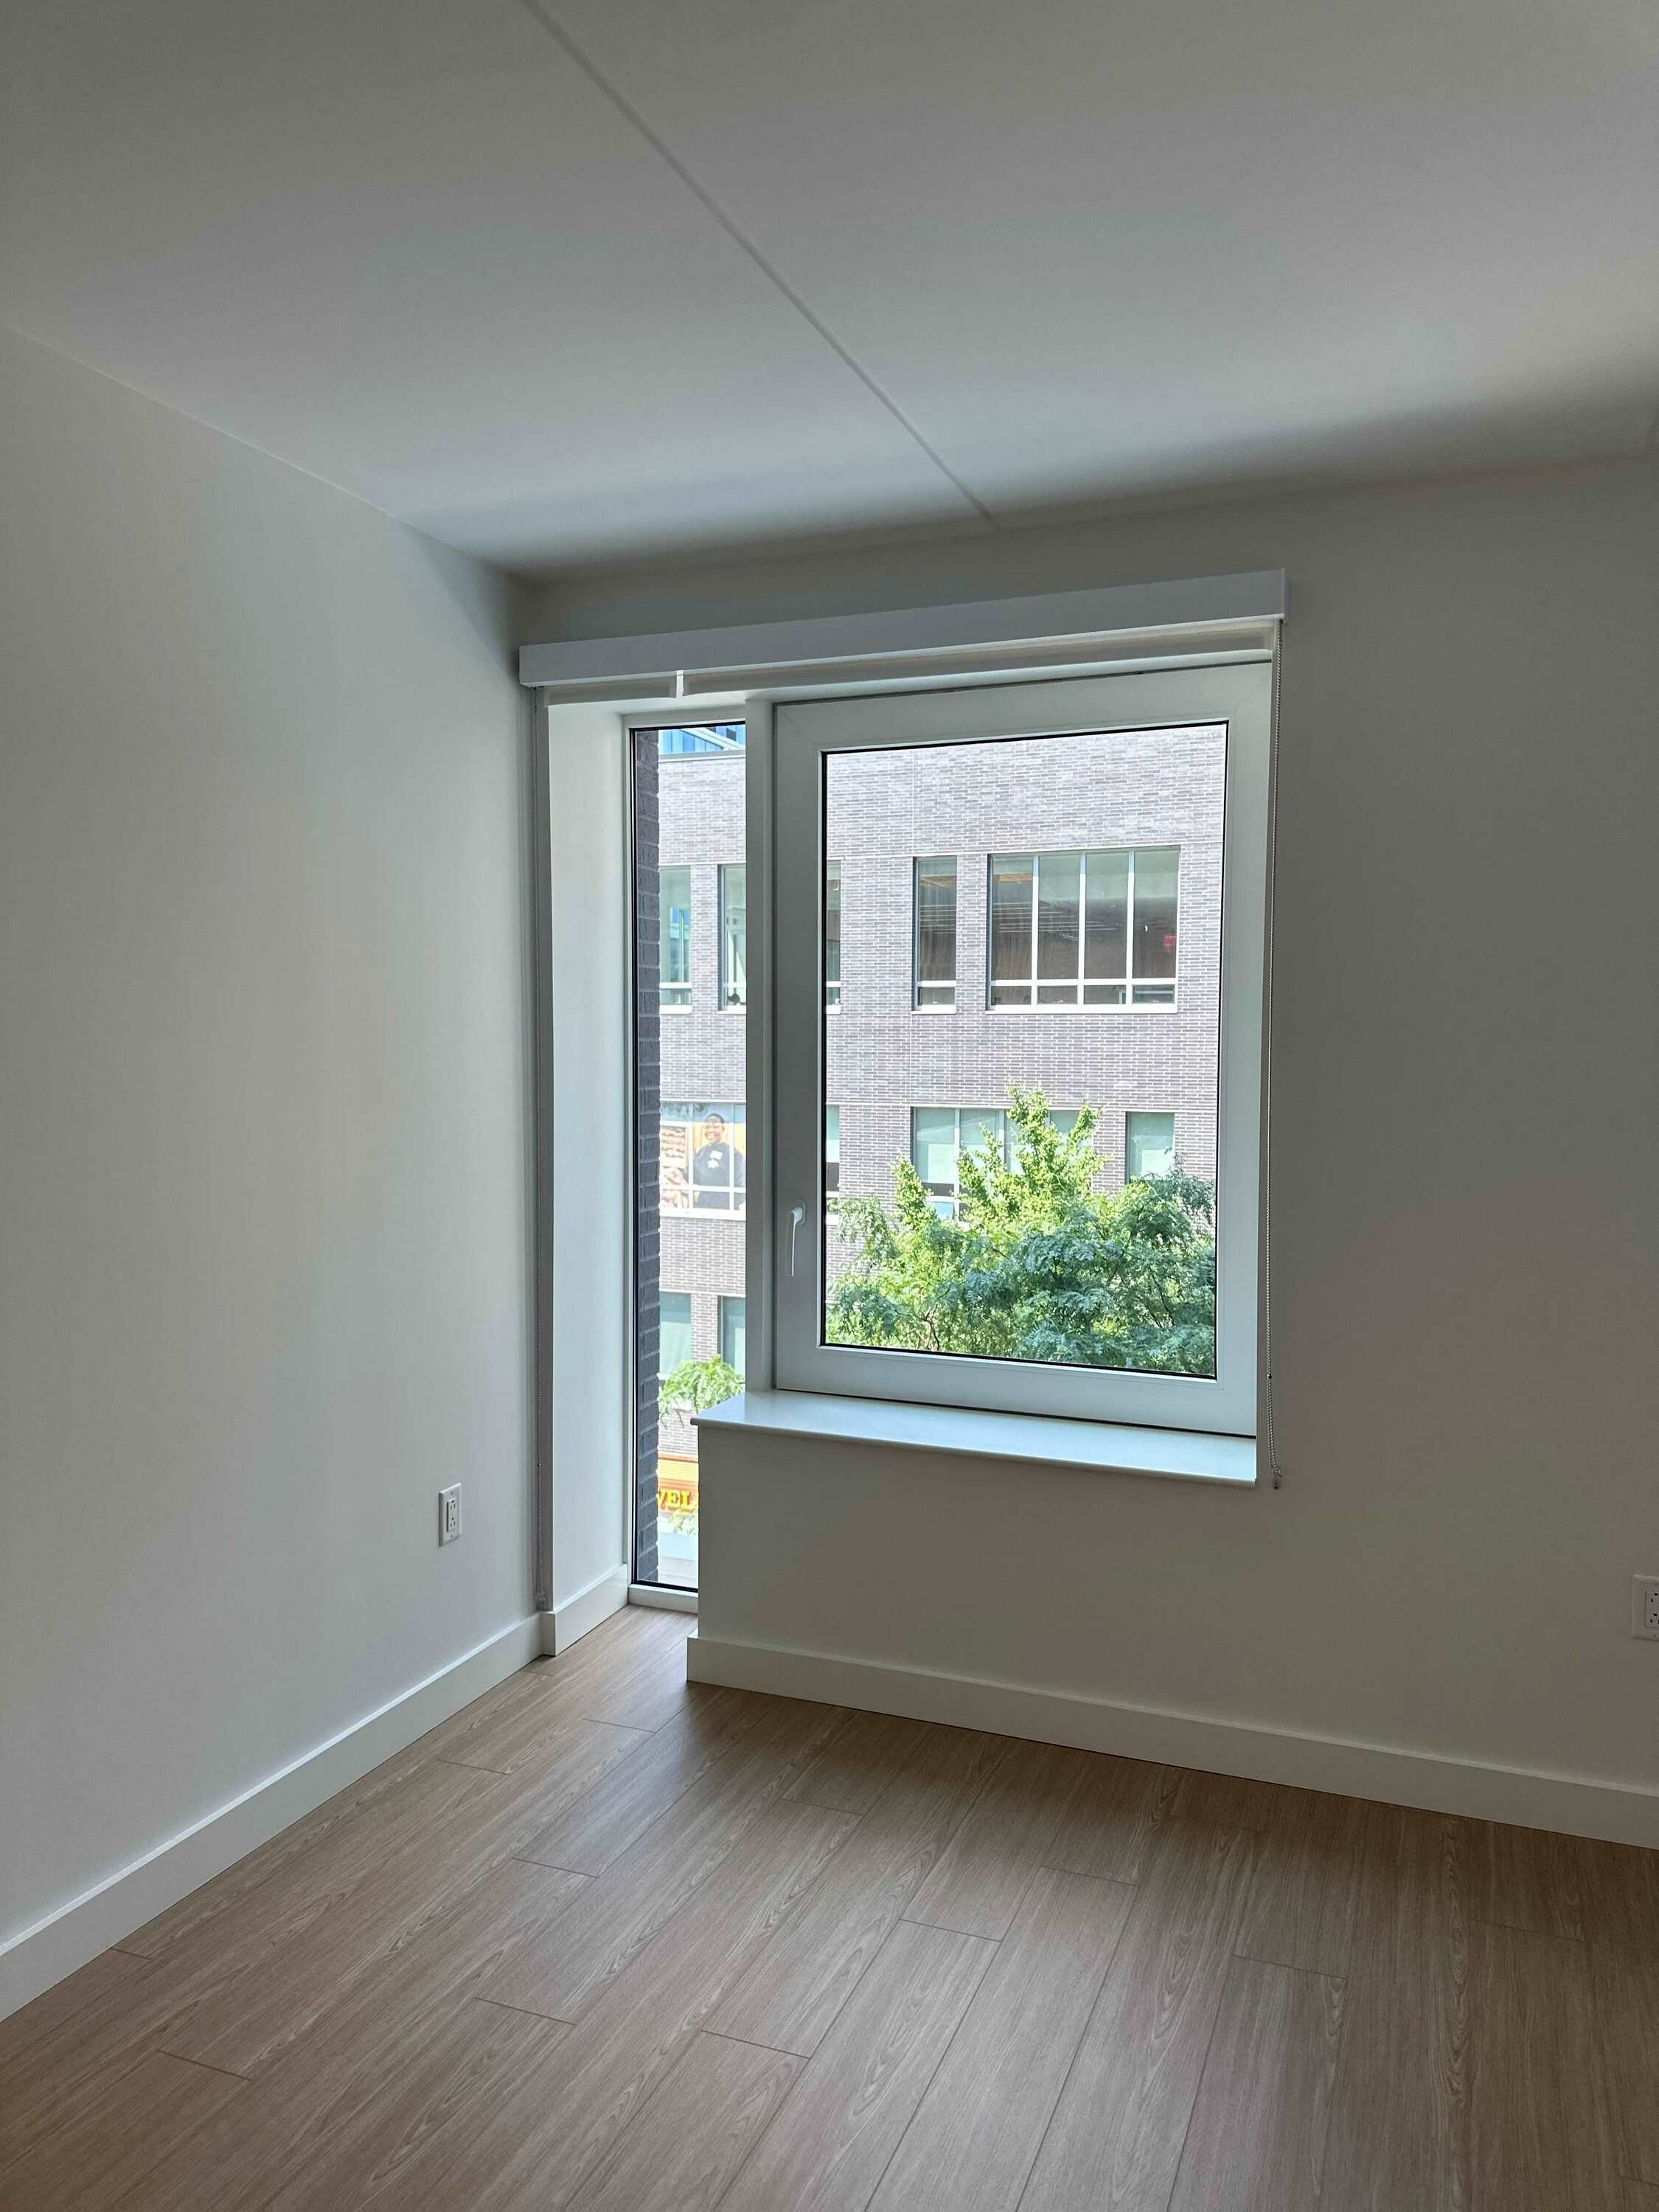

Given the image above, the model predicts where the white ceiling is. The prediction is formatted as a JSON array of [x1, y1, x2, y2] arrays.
[[4, 0, 1655, 575]]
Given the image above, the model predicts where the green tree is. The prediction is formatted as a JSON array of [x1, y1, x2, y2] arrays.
[[658, 1354, 742, 1419], [826, 1086, 1215, 1375]]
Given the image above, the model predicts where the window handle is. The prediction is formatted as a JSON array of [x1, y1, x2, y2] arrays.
[[789, 1203, 807, 1276]]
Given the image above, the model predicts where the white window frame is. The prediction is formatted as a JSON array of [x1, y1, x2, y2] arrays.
[[659, 863, 694, 1012], [771, 665, 1270, 1438]]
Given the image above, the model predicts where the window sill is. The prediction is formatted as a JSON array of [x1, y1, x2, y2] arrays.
[[695, 1389, 1256, 1486]]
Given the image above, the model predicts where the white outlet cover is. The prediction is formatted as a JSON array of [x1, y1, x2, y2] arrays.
[[1633, 1575, 1659, 1640], [439, 1485, 462, 1545]]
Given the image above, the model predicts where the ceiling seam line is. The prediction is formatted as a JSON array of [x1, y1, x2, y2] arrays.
[[514, 0, 1000, 529]]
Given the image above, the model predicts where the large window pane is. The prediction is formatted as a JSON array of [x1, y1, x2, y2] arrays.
[[660, 865, 692, 1009], [632, 724, 746, 1593], [720, 863, 747, 1008], [823, 720, 1221, 1382], [914, 856, 957, 1008]]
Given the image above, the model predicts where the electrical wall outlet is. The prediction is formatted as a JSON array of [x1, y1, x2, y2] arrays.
[[439, 1484, 462, 1546], [1635, 1576, 1659, 1640]]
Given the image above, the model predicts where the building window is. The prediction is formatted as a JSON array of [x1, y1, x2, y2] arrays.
[[771, 667, 1265, 1437], [824, 1104, 841, 1203], [911, 1104, 1079, 1217], [661, 1102, 746, 1214], [1126, 1110, 1176, 1180], [914, 856, 957, 1008], [660, 1290, 693, 1376], [659, 865, 692, 1010], [824, 859, 842, 1010], [720, 863, 747, 1008], [719, 1295, 746, 1377], [988, 846, 1179, 1008], [658, 723, 745, 757]]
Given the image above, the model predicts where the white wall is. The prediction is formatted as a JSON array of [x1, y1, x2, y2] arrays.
[[543, 706, 630, 1623], [0, 326, 535, 1967], [531, 456, 1659, 1823]]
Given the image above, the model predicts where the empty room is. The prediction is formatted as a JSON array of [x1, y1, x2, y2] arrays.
[[2, 1, 1657, 2206]]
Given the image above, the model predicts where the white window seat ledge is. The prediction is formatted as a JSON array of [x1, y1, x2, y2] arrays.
[[696, 1390, 1258, 1486]]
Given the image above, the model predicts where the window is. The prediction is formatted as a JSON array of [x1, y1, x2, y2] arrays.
[[914, 857, 957, 1008], [824, 1104, 841, 1199], [660, 1290, 693, 1375], [989, 846, 1178, 1008], [661, 1101, 746, 1214], [1126, 1110, 1176, 1180], [824, 859, 841, 1010], [632, 721, 748, 1593], [720, 863, 747, 1009], [659, 865, 692, 1010], [771, 666, 1267, 1437], [720, 1295, 746, 1376], [911, 1104, 1080, 1217]]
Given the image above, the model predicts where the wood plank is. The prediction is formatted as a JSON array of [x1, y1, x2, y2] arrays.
[[904, 1739, 1092, 1939], [1018, 1818, 1262, 2212], [710, 1722, 1006, 2054], [1043, 1752, 1180, 1886], [1318, 1801, 1472, 2212], [1577, 1837, 1659, 1955], [0, 1950, 155, 2069], [516, 1689, 759, 1876], [869, 1865, 1133, 2212], [720, 1920, 994, 2212], [1469, 1921, 1622, 2212], [105, 1860, 590, 2212], [260, 2002, 569, 2212], [1467, 1818, 1585, 1941], [1166, 1956, 1343, 2212], [1587, 1937, 1659, 2188], [377, 1802, 859, 2212], [437, 1680, 655, 1779], [563, 2032, 800, 2212], [158, 1737, 627, 2076], [0, 2050, 245, 2212], [1169, 1765, 1284, 1831], [783, 1709, 945, 1814], [1235, 1786, 1362, 1977], [479, 1694, 847, 2020]]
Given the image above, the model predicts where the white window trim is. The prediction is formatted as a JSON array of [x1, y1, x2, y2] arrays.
[[770, 665, 1270, 1439], [912, 855, 959, 1012]]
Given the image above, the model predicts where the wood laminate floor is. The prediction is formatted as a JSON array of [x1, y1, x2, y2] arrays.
[[4, 1606, 1657, 2211]]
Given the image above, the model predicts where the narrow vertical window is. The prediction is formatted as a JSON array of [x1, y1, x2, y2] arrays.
[[914, 857, 958, 1008], [988, 855, 1035, 1007], [824, 859, 842, 1010], [719, 863, 747, 1008], [824, 1103, 841, 1201], [659, 864, 692, 1010], [631, 723, 745, 1595], [1126, 1110, 1177, 1180]]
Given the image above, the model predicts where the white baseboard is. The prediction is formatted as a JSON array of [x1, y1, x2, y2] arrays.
[[542, 1565, 630, 1655], [628, 1582, 698, 1615], [0, 1614, 542, 2024], [687, 1633, 1659, 1848]]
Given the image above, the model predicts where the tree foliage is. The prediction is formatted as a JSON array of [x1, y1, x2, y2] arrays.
[[659, 1354, 742, 1419], [825, 1086, 1215, 1375]]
